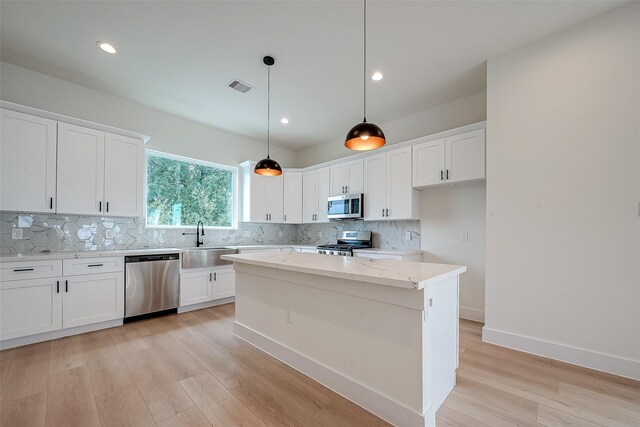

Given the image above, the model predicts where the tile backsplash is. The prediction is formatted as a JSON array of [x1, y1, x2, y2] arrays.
[[0, 212, 420, 255]]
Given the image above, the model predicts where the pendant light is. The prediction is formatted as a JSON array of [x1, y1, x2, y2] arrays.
[[255, 55, 283, 176], [345, 0, 386, 151]]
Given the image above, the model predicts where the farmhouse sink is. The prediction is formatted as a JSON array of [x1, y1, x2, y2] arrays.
[[182, 247, 238, 269]]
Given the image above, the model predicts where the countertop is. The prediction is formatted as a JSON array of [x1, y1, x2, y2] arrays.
[[222, 251, 465, 290], [0, 245, 420, 263]]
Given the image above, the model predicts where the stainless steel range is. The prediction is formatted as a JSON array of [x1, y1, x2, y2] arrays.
[[316, 231, 372, 256]]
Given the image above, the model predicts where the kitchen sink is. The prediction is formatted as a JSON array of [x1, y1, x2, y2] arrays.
[[182, 247, 238, 269]]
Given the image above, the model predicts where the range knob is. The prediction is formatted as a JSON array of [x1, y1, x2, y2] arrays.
[[329, 251, 334, 255], [318, 250, 324, 254], [338, 251, 344, 256]]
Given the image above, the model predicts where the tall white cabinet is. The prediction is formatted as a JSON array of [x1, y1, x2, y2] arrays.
[[0, 105, 146, 217], [0, 109, 58, 213], [283, 172, 303, 223], [240, 161, 285, 223], [364, 146, 419, 221], [303, 167, 330, 223]]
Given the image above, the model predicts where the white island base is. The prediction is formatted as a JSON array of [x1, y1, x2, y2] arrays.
[[223, 252, 466, 426]]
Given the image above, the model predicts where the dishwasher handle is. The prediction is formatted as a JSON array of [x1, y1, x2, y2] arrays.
[[125, 253, 180, 263]]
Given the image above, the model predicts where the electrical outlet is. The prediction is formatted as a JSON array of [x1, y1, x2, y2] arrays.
[[286, 309, 293, 324], [11, 228, 23, 240], [278, 230, 283, 237], [105, 229, 115, 239], [318, 231, 323, 238], [243, 231, 251, 238], [404, 231, 412, 240], [461, 231, 469, 241]]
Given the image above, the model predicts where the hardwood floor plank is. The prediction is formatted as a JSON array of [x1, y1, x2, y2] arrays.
[[436, 405, 491, 427], [122, 348, 194, 423], [1, 341, 50, 403], [536, 404, 602, 427], [110, 324, 149, 356], [0, 348, 16, 392], [83, 330, 135, 397], [49, 335, 86, 374], [156, 406, 212, 427], [179, 372, 265, 427], [179, 334, 256, 390], [0, 390, 47, 427], [443, 389, 543, 426], [230, 376, 321, 427], [558, 382, 640, 421], [312, 399, 377, 427], [94, 384, 156, 427], [144, 332, 207, 382], [46, 365, 101, 427]]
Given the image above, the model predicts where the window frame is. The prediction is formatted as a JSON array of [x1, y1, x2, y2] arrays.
[[144, 149, 239, 230]]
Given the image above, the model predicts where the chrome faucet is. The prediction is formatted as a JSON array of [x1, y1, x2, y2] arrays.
[[182, 221, 205, 247]]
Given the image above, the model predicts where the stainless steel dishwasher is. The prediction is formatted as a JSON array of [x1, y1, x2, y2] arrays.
[[125, 253, 180, 320]]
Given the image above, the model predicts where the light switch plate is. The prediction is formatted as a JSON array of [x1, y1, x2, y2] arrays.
[[11, 228, 23, 240], [278, 230, 283, 237], [461, 232, 469, 241], [318, 231, 323, 238], [404, 231, 412, 240]]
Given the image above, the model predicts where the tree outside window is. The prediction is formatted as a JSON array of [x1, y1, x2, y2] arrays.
[[146, 151, 236, 228]]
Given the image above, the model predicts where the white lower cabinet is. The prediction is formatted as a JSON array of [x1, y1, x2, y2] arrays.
[[62, 272, 124, 329], [180, 269, 214, 306], [0, 257, 124, 344], [0, 277, 63, 341], [180, 266, 235, 308]]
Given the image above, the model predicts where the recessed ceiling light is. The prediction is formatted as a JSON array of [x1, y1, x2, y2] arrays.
[[281, 118, 289, 124], [371, 72, 383, 81], [97, 41, 116, 54]]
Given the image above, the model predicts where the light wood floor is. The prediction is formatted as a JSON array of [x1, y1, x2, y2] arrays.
[[0, 304, 638, 427]]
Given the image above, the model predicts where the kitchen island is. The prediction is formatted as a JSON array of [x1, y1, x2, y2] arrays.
[[222, 251, 466, 427]]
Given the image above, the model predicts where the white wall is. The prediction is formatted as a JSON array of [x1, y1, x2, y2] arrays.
[[421, 183, 486, 322], [0, 61, 296, 167], [485, 3, 640, 379], [295, 91, 486, 167]]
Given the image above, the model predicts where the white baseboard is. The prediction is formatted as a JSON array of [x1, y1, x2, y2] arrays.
[[234, 322, 431, 427], [482, 326, 640, 381], [0, 318, 122, 350], [177, 297, 235, 313], [459, 306, 485, 322]]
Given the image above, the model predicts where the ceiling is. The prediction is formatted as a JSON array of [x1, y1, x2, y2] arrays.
[[0, 1, 624, 151]]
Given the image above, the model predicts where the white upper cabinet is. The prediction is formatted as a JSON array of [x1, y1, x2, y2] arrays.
[[56, 122, 105, 216], [0, 105, 146, 217], [240, 162, 284, 223], [104, 133, 144, 217], [0, 109, 57, 213], [330, 159, 363, 195], [445, 129, 485, 184], [302, 167, 330, 223], [364, 146, 419, 221], [412, 129, 485, 188], [283, 172, 303, 223]]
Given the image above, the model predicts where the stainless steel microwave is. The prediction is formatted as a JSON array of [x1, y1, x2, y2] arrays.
[[327, 193, 364, 220]]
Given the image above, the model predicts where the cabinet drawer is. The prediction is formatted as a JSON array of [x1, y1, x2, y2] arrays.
[[63, 257, 124, 276], [0, 259, 63, 281]]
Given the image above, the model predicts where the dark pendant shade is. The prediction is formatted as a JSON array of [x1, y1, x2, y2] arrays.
[[344, 120, 386, 151], [254, 155, 282, 176]]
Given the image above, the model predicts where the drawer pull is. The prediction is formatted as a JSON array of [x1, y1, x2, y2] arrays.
[[56, 281, 60, 293], [13, 268, 35, 272], [87, 264, 104, 267], [65, 280, 68, 293]]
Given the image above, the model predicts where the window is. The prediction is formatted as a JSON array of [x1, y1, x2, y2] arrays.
[[146, 151, 237, 228]]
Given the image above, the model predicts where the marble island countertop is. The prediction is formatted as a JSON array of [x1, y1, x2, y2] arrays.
[[222, 251, 465, 290]]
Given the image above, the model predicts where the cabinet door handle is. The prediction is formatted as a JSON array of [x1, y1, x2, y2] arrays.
[[50, 197, 54, 209], [382, 208, 385, 217], [56, 280, 60, 293], [269, 213, 272, 221], [345, 185, 348, 193], [13, 268, 34, 272], [214, 272, 217, 281], [446, 170, 449, 180], [284, 214, 287, 222], [65, 280, 68, 292], [441, 170, 444, 181], [209, 273, 212, 282], [99, 201, 102, 212], [386, 208, 389, 217], [106, 202, 109, 212]]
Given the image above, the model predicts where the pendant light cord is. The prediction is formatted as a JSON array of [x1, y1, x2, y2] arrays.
[[363, 0, 367, 122], [267, 64, 271, 157]]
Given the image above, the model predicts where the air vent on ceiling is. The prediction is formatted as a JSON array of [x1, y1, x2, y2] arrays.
[[228, 79, 253, 93]]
